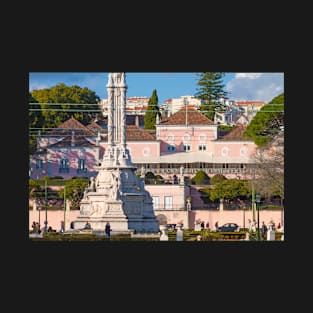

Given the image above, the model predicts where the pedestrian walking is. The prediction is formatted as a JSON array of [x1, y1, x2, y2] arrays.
[[105, 222, 112, 239], [261, 221, 268, 240]]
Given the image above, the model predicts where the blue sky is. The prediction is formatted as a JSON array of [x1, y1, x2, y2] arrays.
[[29, 72, 284, 103]]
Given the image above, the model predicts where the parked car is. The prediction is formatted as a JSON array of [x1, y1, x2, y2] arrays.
[[217, 223, 239, 232], [166, 224, 177, 232]]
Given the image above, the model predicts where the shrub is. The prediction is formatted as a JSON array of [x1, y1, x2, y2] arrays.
[[210, 174, 227, 185], [192, 170, 210, 185]]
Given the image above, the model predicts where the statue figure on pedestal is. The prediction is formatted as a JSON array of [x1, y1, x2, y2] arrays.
[[110, 170, 121, 200], [89, 176, 96, 192]]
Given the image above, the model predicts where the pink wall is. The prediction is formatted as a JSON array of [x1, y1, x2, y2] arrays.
[[29, 209, 80, 231], [29, 209, 283, 232], [100, 142, 159, 158], [30, 147, 99, 179], [127, 142, 159, 158], [159, 127, 216, 153], [215, 142, 256, 158], [48, 148, 99, 178], [145, 185, 189, 210], [187, 209, 283, 230]]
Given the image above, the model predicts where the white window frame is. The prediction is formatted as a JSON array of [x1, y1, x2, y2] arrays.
[[152, 196, 160, 210], [36, 159, 43, 169], [198, 144, 206, 151], [183, 144, 191, 152], [167, 144, 176, 151], [164, 196, 173, 209], [60, 158, 69, 169], [78, 158, 86, 170]]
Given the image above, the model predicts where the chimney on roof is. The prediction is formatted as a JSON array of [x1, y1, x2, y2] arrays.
[[96, 131, 101, 146], [71, 131, 75, 147], [37, 130, 41, 150], [156, 113, 160, 125]]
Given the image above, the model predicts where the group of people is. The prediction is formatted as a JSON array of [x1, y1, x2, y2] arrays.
[[249, 220, 281, 240], [199, 221, 211, 230], [31, 221, 41, 234], [83, 221, 112, 238], [31, 221, 55, 234]]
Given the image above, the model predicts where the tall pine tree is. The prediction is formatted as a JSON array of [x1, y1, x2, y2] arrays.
[[144, 89, 161, 130], [195, 72, 228, 121]]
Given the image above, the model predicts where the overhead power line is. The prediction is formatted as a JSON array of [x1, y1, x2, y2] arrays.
[[29, 108, 284, 113], [29, 102, 284, 107]]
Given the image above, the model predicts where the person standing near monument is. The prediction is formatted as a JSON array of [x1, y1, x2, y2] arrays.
[[105, 222, 111, 238], [261, 221, 268, 240], [200, 221, 205, 230]]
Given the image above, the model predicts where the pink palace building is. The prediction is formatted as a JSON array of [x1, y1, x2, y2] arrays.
[[30, 108, 257, 181], [29, 108, 283, 230]]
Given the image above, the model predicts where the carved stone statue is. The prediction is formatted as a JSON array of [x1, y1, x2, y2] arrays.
[[89, 176, 96, 191], [186, 198, 191, 210], [180, 166, 184, 176], [112, 73, 121, 84], [110, 170, 121, 200]]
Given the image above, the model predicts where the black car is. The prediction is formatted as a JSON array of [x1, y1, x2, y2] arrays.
[[166, 224, 177, 232], [217, 223, 239, 232]]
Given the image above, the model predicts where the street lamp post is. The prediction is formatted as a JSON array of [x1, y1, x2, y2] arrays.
[[251, 177, 255, 222], [243, 203, 246, 230], [63, 185, 66, 232], [44, 179, 48, 231], [255, 194, 261, 241], [38, 205, 41, 231]]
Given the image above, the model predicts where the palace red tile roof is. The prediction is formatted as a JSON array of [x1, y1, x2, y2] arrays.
[[126, 125, 156, 141], [160, 108, 214, 125], [49, 135, 97, 147], [86, 120, 106, 133], [218, 125, 251, 141], [46, 117, 96, 137]]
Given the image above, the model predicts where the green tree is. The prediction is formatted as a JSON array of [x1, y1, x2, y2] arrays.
[[59, 178, 89, 208], [29, 93, 44, 154], [210, 174, 227, 185], [204, 179, 250, 202], [144, 172, 163, 184], [192, 170, 210, 185], [31, 83, 100, 129], [244, 93, 284, 147], [144, 89, 161, 130], [29, 179, 42, 200], [195, 72, 228, 121]]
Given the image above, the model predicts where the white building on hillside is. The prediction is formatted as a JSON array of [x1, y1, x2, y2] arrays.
[[161, 95, 202, 116]]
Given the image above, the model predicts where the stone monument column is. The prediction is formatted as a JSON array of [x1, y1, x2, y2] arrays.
[[107, 76, 114, 147], [65, 199, 71, 231], [73, 73, 159, 233]]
